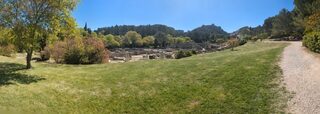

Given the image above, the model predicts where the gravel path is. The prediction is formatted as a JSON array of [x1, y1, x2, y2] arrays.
[[280, 42, 320, 114]]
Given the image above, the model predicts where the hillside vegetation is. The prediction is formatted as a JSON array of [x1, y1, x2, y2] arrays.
[[0, 42, 287, 113]]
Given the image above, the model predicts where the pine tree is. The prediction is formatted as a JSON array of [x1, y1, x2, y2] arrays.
[[84, 22, 88, 31]]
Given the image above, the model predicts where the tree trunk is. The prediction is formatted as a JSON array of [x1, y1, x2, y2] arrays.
[[26, 51, 33, 69]]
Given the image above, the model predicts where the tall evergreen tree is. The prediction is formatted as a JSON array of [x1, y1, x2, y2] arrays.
[[84, 22, 88, 31]]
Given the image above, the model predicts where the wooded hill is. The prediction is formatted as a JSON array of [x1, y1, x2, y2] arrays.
[[95, 24, 229, 43], [233, 0, 320, 46]]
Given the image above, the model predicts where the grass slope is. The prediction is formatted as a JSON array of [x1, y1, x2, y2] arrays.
[[0, 42, 287, 113]]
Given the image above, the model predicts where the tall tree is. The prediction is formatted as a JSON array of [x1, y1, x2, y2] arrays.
[[0, 0, 78, 69], [142, 36, 155, 47], [294, 0, 320, 18], [154, 32, 168, 48], [263, 17, 275, 36], [271, 9, 295, 37], [124, 31, 143, 48], [84, 22, 88, 31]]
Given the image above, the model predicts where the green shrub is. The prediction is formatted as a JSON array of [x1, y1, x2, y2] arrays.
[[303, 32, 320, 53], [64, 37, 85, 64], [50, 37, 109, 64], [0, 44, 15, 57], [239, 39, 247, 45], [175, 50, 195, 59]]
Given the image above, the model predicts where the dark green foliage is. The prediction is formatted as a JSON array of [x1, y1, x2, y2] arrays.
[[239, 39, 247, 45], [64, 48, 84, 64], [40, 47, 50, 61], [233, 26, 264, 41], [303, 32, 320, 53], [263, 17, 275, 36], [250, 9, 297, 39], [96, 24, 229, 43], [96, 24, 183, 37], [271, 9, 295, 38], [175, 50, 196, 59], [187, 24, 229, 43], [294, 0, 320, 18], [64, 38, 84, 64], [154, 32, 169, 48], [38, 34, 48, 51], [84, 22, 88, 31], [293, 0, 320, 52]]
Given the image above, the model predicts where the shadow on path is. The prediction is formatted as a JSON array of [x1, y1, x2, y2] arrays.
[[0, 62, 45, 86]]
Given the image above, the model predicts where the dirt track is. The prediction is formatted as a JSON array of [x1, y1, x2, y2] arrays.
[[280, 42, 320, 114]]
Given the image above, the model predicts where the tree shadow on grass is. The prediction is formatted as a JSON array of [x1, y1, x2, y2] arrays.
[[0, 62, 45, 86]]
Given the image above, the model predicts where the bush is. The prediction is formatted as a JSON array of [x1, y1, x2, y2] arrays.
[[239, 39, 247, 45], [64, 37, 85, 64], [175, 50, 195, 59], [51, 41, 67, 63], [303, 32, 320, 53], [82, 38, 109, 64], [0, 44, 15, 57], [40, 47, 51, 61], [50, 37, 109, 64], [227, 38, 240, 51], [104, 34, 120, 48]]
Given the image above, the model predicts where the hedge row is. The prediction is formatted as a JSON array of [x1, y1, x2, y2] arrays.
[[303, 32, 320, 53]]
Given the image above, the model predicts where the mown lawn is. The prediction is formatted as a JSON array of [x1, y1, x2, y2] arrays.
[[0, 42, 287, 113]]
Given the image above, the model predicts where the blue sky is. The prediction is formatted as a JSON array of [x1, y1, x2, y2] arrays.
[[73, 0, 294, 33]]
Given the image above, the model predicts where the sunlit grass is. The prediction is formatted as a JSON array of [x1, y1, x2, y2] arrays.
[[0, 42, 288, 113]]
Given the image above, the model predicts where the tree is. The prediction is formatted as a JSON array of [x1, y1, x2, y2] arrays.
[[167, 35, 175, 45], [294, 0, 320, 18], [95, 24, 182, 37], [263, 17, 275, 36], [305, 12, 320, 32], [104, 34, 120, 48], [154, 32, 168, 48], [0, 27, 15, 57], [0, 0, 78, 69], [84, 22, 88, 31], [124, 31, 143, 48], [257, 33, 269, 41], [142, 36, 155, 47], [271, 9, 295, 37], [80, 28, 90, 37], [187, 24, 229, 43]]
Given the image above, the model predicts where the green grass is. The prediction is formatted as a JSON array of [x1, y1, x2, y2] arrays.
[[0, 42, 288, 113]]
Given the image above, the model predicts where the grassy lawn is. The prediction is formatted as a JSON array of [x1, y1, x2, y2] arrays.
[[0, 42, 287, 113]]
